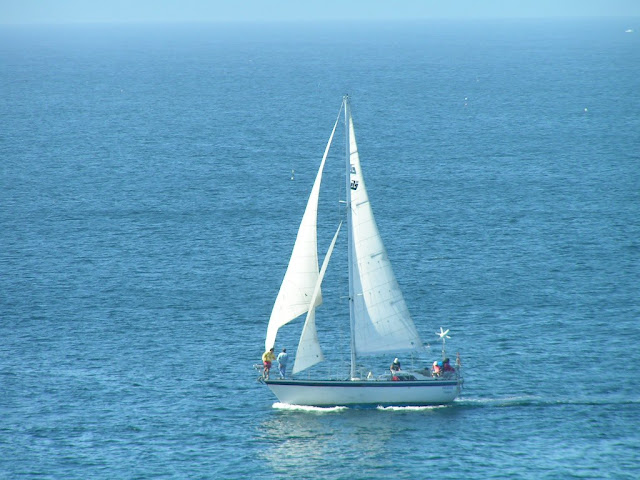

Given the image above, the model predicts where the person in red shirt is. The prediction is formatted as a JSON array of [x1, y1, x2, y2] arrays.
[[443, 357, 455, 373]]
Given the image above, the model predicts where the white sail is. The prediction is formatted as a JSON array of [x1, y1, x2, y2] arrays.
[[265, 110, 342, 350], [347, 113, 423, 356], [292, 222, 342, 374]]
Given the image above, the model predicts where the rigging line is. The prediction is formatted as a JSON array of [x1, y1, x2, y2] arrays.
[[321, 102, 344, 168]]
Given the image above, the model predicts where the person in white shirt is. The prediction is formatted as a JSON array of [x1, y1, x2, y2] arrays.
[[276, 348, 289, 379]]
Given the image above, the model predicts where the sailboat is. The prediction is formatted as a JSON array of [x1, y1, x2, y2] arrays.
[[262, 96, 462, 407]]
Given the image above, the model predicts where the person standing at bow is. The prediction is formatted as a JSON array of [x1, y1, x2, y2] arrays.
[[262, 347, 276, 379], [277, 348, 289, 379]]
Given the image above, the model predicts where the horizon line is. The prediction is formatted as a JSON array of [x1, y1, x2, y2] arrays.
[[1, 15, 638, 27]]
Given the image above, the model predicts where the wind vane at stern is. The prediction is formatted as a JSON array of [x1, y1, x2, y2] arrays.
[[437, 327, 451, 360]]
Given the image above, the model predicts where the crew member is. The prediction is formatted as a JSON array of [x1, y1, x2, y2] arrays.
[[262, 347, 276, 379]]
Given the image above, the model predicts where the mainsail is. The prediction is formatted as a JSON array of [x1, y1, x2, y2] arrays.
[[346, 112, 423, 356], [265, 109, 342, 350]]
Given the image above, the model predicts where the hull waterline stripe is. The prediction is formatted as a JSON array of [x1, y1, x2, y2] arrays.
[[265, 380, 459, 388]]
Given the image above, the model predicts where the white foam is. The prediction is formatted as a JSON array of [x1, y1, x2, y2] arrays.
[[272, 402, 348, 413], [377, 405, 448, 412]]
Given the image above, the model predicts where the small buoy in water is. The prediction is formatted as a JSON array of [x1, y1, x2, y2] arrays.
[[290, 169, 295, 180], [584, 107, 588, 113]]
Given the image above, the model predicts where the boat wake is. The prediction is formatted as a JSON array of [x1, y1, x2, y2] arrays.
[[377, 405, 450, 412], [272, 402, 453, 412], [272, 402, 348, 413], [457, 395, 640, 408]]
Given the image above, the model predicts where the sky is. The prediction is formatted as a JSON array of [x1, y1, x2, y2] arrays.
[[1, 0, 639, 24]]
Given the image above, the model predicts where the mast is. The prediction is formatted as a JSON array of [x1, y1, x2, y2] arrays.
[[345, 95, 357, 379]]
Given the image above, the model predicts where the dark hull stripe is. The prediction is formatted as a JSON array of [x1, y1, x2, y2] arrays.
[[265, 380, 459, 388]]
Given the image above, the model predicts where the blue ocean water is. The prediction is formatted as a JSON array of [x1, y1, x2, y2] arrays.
[[1, 18, 639, 479]]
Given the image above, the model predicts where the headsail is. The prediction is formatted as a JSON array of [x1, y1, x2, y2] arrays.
[[265, 107, 342, 350], [347, 109, 423, 356], [292, 222, 342, 375]]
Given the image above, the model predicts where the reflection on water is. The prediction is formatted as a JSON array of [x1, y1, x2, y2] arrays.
[[256, 404, 452, 477]]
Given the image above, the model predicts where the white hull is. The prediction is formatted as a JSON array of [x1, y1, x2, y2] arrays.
[[265, 378, 460, 407]]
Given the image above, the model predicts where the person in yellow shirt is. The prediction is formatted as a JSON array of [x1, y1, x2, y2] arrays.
[[262, 347, 276, 379]]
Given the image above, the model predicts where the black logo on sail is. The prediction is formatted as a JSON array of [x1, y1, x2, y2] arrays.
[[351, 180, 359, 190]]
